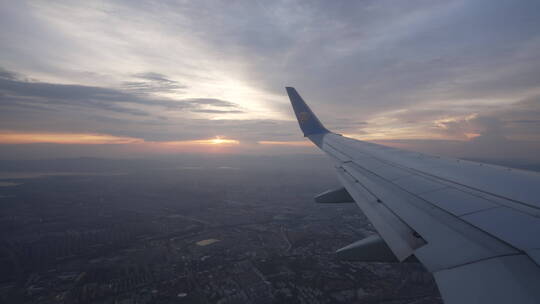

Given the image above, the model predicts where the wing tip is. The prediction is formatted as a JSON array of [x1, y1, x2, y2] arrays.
[[285, 86, 329, 137]]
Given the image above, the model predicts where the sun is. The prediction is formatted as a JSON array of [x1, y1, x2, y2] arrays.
[[207, 137, 239, 145], [210, 137, 227, 144]]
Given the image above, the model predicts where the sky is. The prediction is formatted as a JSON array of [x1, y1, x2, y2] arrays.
[[1, 0, 540, 160]]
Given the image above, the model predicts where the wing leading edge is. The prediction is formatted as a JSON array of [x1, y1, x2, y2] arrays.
[[286, 87, 540, 304]]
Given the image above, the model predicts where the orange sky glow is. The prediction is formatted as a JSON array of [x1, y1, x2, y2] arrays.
[[0, 131, 322, 155], [0, 131, 143, 145]]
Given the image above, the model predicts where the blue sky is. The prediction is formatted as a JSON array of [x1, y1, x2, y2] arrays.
[[1, 0, 539, 160]]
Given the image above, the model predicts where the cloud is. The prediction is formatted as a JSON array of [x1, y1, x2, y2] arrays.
[[162, 0, 540, 122], [0, 68, 242, 117], [0, 68, 18, 81], [123, 72, 187, 94], [0, 69, 171, 113], [1, 1, 540, 160], [427, 95, 540, 142], [368, 93, 540, 161], [510, 120, 540, 124], [182, 98, 238, 108], [191, 109, 244, 114], [0, 68, 301, 145]]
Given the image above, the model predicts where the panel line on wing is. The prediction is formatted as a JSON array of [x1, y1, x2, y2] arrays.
[[328, 134, 540, 218], [339, 159, 519, 271]]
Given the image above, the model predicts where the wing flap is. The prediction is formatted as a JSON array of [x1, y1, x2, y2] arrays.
[[336, 165, 425, 261], [335, 234, 399, 262]]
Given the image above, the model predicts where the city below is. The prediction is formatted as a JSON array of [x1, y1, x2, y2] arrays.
[[4, 154, 504, 303]]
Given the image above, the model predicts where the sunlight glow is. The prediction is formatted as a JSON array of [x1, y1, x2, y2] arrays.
[[162, 137, 239, 146], [208, 137, 238, 145]]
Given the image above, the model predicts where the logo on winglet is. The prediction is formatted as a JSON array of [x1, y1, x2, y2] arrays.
[[298, 112, 310, 123]]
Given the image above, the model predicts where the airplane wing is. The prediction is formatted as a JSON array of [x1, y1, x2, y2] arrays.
[[286, 87, 540, 304]]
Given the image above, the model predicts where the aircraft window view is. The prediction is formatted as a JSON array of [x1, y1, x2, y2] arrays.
[[1, 1, 540, 304]]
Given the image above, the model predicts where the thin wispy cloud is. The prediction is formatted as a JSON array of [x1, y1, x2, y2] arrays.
[[123, 72, 187, 94]]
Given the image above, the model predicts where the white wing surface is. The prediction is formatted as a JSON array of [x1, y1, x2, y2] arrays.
[[286, 87, 540, 304]]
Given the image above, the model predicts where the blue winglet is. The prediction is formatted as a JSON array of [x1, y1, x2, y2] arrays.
[[286, 87, 330, 137]]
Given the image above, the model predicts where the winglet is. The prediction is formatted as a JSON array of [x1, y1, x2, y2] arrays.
[[286, 87, 329, 137]]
